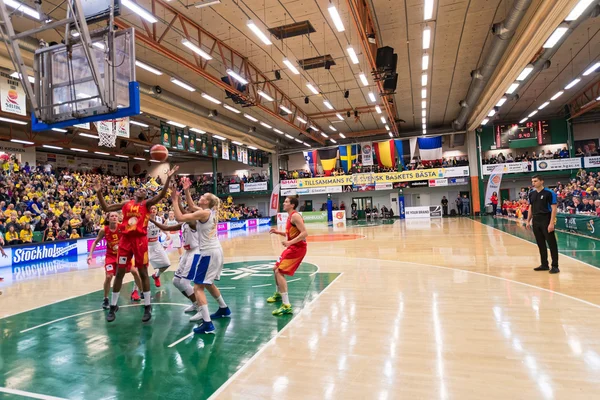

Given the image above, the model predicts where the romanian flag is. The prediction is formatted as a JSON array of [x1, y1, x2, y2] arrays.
[[373, 140, 396, 168], [303, 150, 318, 176], [338, 144, 358, 173], [318, 148, 338, 176]]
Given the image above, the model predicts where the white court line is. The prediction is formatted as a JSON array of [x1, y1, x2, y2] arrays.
[[251, 283, 272, 288], [218, 287, 236, 290], [207, 273, 343, 400], [287, 278, 301, 283], [167, 332, 194, 348], [20, 303, 189, 333], [313, 255, 600, 311], [0, 386, 67, 400], [472, 219, 600, 273]]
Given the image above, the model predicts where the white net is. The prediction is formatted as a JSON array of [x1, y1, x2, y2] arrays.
[[351, 172, 376, 187], [98, 120, 117, 147]]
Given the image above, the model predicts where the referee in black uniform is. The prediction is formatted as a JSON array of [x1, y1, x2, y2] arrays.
[[526, 175, 559, 273]]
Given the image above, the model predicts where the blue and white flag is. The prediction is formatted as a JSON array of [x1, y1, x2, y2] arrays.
[[417, 136, 442, 161]]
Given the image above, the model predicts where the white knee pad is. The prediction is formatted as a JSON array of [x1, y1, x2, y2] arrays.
[[173, 277, 194, 297]]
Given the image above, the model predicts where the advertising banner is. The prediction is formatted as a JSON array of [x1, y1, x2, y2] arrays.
[[428, 179, 448, 187], [229, 184, 241, 193], [443, 166, 470, 177], [217, 222, 230, 232], [375, 183, 393, 191], [535, 158, 582, 171], [278, 167, 466, 189], [244, 182, 268, 192], [429, 205, 442, 218], [333, 210, 347, 223], [270, 184, 280, 217], [175, 127, 185, 150], [87, 238, 107, 252], [200, 136, 209, 156], [361, 142, 374, 166], [448, 177, 469, 185], [12, 241, 78, 265], [1, 72, 26, 115], [482, 162, 531, 175], [188, 132, 196, 152], [484, 164, 504, 206], [405, 206, 431, 219], [583, 156, 600, 169], [222, 142, 230, 160], [555, 214, 600, 240], [160, 123, 171, 147], [277, 212, 327, 223]]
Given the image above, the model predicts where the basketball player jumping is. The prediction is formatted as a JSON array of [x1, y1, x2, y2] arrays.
[[87, 212, 143, 309], [147, 205, 171, 287], [95, 165, 178, 323], [268, 195, 308, 316], [172, 186, 230, 334]]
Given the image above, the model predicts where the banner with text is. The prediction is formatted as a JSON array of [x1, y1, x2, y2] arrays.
[[535, 158, 583, 171], [482, 162, 531, 175]]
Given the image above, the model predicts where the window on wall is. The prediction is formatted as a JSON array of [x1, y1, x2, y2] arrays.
[[352, 197, 372, 210]]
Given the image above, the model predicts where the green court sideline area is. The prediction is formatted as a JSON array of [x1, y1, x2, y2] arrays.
[[477, 216, 600, 267], [0, 261, 339, 400]]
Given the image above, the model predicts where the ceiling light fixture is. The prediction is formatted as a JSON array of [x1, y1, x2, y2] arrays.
[[260, 122, 272, 129], [257, 90, 274, 102], [51, 128, 68, 133], [181, 38, 212, 60], [421, 88, 427, 99], [368, 92, 376, 102], [385, 124, 390, 131], [170, 78, 195, 91], [359, 73, 369, 86], [246, 20, 272, 45], [336, 113, 344, 121], [582, 62, 600, 76], [538, 101, 550, 110], [339, 133, 346, 139], [306, 83, 319, 95], [550, 91, 564, 100], [248, 146, 258, 150], [423, 27, 431, 49], [375, 105, 382, 114], [422, 117, 426, 124], [488, 109, 496, 117], [212, 135, 226, 141], [167, 121, 186, 128], [564, 78, 581, 90], [421, 100, 426, 109], [496, 97, 507, 107], [232, 141, 243, 145], [330, 139, 337, 144], [11, 139, 34, 144], [347, 47, 359, 64], [121, 0, 158, 23], [223, 104, 241, 113], [323, 101, 334, 110], [303, 142, 311, 147], [389, 132, 394, 138], [71, 148, 88, 152], [43, 145, 63, 150], [328, 5, 345, 32], [9, 72, 35, 83], [516, 64, 534, 81], [129, 120, 149, 127], [380, 116, 386, 124], [285, 134, 294, 139], [528, 110, 538, 118], [244, 114, 259, 122], [201, 93, 221, 104], [226, 69, 249, 85], [422, 110, 426, 117], [283, 58, 300, 75], [133, 157, 146, 161], [506, 82, 519, 94], [4, 0, 40, 19], [565, 0, 596, 21], [95, 151, 110, 155], [543, 24, 569, 48], [519, 118, 528, 123], [279, 105, 292, 114], [79, 133, 99, 139], [421, 73, 427, 86], [422, 54, 429, 70], [273, 129, 284, 134], [422, 123, 427, 129], [329, 125, 337, 131], [481, 118, 489, 125], [321, 132, 329, 138], [190, 128, 206, 134], [297, 116, 308, 124], [295, 138, 303, 143], [424, 0, 434, 20]]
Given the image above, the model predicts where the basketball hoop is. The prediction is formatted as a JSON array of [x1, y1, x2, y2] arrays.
[[351, 172, 376, 189], [98, 120, 117, 147]]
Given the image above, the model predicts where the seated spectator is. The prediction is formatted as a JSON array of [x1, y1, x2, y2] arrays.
[[595, 199, 600, 217], [57, 230, 68, 240], [20, 225, 33, 243], [5, 225, 20, 245], [575, 147, 585, 157], [70, 228, 80, 239]]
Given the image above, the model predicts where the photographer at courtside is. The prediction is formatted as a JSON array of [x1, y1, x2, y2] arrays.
[[527, 175, 560, 274]]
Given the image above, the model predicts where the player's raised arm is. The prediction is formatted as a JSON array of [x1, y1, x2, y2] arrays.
[[149, 218, 182, 232], [95, 183, 126, 212], [172, 190, 211, 223], [147, 166, 179, 207], [87, 228, 105, 264], [183, 177, 201, 212]]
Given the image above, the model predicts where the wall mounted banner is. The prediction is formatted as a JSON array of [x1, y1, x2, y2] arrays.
[[222, 141, 230, 160], [584, 156, 600, 168], [175, 127, 185, 150], [243, 182, 268, 192], [188, 132, 196, 152], [361, 142, 373, 166], [535, 158, 582, 171], [484, 164, 504, 205], [1, 72, 26, 116], [160, 123, 171, 147], [280, 166, 468, 189], [482, 162, 531, 175]]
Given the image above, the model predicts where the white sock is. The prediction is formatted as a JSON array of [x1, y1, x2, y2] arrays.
[[200, 304, 211, 322], [216, 295, 227, 308], [143, 292, 151, 306], [111, 292, 120, 306], [155, 269, 161, 277], [281, 292, 290, 305], [132, 284, 138, 292]]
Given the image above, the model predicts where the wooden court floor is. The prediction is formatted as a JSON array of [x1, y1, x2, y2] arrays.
[[2, 217, 600, 399]]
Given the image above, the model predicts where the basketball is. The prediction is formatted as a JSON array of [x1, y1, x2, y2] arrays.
[[150, 144, 169, 162]]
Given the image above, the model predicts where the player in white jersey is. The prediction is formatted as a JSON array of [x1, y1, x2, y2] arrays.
[[172, 184, 230, 334], [166, 211, 183, 256], [149, 216, 199, 312], [147, 205, 171, 287]]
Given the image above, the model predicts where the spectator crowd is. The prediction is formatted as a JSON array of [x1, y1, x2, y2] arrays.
[[483, 147, 570, 165], [0, 156, 261, 246]]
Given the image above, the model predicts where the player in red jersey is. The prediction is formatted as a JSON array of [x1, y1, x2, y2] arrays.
[[95, 166, 178, 323], [268, 195, 308, 316], [88, 212, 143, 309]]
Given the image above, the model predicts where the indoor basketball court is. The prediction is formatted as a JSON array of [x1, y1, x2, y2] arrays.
[[1, 0, 600, 398]]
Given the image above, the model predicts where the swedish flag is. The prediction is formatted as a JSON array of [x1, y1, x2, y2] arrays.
[[338, 144, 358, 173]]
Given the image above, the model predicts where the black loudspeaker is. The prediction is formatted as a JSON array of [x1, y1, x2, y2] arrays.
[[376, 46, 394, 71], [383, 73, 398, 92], [138, 132, 149, 142]]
